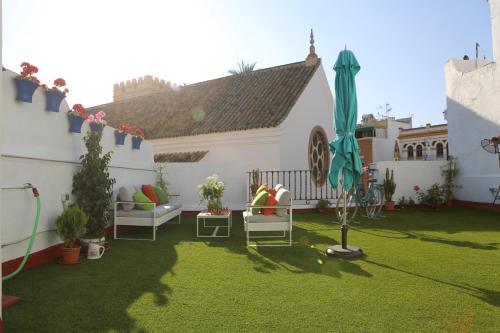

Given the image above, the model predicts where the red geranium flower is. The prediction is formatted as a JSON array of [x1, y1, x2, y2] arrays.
[[63, 88, 69, 94], [413, 185, 420, 192], [118, 123, 132, 133], [54, 78, 66, 87], [70, 104, 87, 117], [134, 128, 145, 138]]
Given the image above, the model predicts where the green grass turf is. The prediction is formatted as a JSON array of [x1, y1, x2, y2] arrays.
[[3, 208, 500, 332]]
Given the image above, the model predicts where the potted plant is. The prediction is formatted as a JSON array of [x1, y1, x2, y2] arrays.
[[249, 169, 260, 197], [14, 62, 40, 103], [115, 123, 131, 145], [55, 205, 88, 265], [67, 104, 87, 133], [198, 174, 226, 213], [72, 131, 116, 247], [397, 196, 408, 209], [441, 156, 459, 207], [42, 78, 69, 112], [383, 168, 396, 211], [414, 184, 445, 211], [87, 111, 107, 134], [316, 199, 331, 213], [132, 128, 145, 149]]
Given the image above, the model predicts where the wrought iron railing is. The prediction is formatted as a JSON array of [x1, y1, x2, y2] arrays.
[[246, 170, 338, 202]]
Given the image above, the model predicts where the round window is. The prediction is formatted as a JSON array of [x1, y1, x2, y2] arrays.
[[308, 126, 330, 185]]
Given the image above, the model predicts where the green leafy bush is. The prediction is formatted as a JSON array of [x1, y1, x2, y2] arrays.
[[441, 156, 459, 202], [414, 183, 445, 210], [55, 206, 88, 248], [316, 199, 331, 209], [72, 131, 116, 238], [198, 174, 226, 209], [397, 196, 408, 208]]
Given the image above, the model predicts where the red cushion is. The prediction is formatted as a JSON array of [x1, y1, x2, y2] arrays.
[[268, 188, 277, 197], [262, 195, 277, 216], [142, 185, 160, 205]]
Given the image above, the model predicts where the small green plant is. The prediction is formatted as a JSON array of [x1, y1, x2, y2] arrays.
[[198, 174, 226, 210], [316, 199, 331, 210], [441, 156, 459, 202], [397, 196, 408, 208], [72, 131, 116, 238], [414, 183, 445, 210], [408, 197, 415, 207], [249, 169, 260, 197], [383, 168, 396, 202], [55, 206, 88, 248], [156, 162, 170, 201]]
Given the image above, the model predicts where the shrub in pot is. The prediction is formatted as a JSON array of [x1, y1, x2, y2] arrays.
[[72, 131, 116, 243], [198, 174, 226, 212], [316, 199, 331, 213], [383, 168, 396, 211], [55, 205, 88, 264], [14, 62, 40, 103], [414, 183, 445, 211]]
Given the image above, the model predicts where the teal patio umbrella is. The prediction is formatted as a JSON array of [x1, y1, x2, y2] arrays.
[[326, 49, 363, 258]]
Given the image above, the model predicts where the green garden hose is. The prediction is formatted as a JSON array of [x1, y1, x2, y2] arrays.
[[3, 187, 41, 281]]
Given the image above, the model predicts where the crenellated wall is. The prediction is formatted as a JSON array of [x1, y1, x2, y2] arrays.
[[1, 70, 156, 262], [113, 75, 181, 101]]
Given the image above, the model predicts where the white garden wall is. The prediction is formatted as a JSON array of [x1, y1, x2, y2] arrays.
[[1, 70, 156, 262], [154, 129, 281, 211], [0, 0, 4, 316], [373, 161, 447, 203]]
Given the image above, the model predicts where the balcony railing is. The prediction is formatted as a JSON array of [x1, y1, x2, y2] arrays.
[[246, 170, 338, 203]]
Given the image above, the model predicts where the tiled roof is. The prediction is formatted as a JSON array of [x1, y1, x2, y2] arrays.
[[88, 60, 320, 139], [154, 151, 208, 163]]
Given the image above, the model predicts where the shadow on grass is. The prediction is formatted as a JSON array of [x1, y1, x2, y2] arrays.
[[206, 223, 372, 279], [4, 222, 182, 333], [364, 259, 500, 308]]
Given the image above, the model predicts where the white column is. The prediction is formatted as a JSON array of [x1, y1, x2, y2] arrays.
[[490, 0, 500, 62]]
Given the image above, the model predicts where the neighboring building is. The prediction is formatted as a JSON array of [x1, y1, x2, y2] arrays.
[[355, 114, 412, 164], [397, 123, 448, 161], [444, 0, 500, 204], [89, 32, 335, 209]]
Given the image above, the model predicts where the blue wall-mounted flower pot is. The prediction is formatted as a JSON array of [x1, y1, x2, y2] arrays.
[[15, 78, 39, 103], [132, 137, 143, 150], [89, 122, 105, 134], [45, 90, 65, 112], [68, 114, 85, 133], [115, 131, 127, 145]]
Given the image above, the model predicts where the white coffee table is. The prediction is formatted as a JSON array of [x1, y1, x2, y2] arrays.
[[196, 210, 232, 238]]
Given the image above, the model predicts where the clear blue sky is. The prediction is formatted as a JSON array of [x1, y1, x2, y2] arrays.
[[2, 0, 493, 126]]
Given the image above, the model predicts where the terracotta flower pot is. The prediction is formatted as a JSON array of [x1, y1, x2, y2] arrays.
[[384, 201, 396, 211], [61, 246, 81, 264]]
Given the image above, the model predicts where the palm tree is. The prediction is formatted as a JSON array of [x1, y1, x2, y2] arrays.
[[228, 60, 256, 75]]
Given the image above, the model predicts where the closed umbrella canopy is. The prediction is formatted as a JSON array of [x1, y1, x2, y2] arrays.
[[328, 50, 362, 191]]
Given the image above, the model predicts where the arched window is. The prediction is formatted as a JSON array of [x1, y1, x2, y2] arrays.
[[416, 145, 423, 159], [308, 126, 330, 185], [436, 142, 444, 159], [407, 146, 414, 160]]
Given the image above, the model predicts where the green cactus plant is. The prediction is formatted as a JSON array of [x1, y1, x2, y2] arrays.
[[383, 168, 396, 202]]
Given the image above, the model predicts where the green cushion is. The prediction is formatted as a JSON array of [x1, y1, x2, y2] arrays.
[[251, 190, 269, 215], [153, 186, 169, 204], [256, 183, 268, 195], [133, 192, 155, 211]]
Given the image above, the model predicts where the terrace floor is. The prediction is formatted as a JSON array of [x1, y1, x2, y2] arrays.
[[3, 208, 500, 332]]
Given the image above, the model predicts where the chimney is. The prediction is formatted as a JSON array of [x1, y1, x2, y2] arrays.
[[113, 75, 172, 102], [490, 0, 500, 62]]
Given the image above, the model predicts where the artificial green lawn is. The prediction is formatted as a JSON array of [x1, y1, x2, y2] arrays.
[[3, 208, 500, 332]]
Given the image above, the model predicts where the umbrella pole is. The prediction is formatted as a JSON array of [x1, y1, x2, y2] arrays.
[[342, 189, 347, 249]]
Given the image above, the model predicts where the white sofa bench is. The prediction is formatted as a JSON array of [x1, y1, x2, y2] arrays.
[[243, 200, 293, 247], [114, 190, 182, 241]]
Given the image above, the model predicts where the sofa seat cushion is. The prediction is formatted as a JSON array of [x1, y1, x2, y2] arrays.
[[116, 203, 182, 218], [118, 186, 136, 211], [243, 211, 289, 223]]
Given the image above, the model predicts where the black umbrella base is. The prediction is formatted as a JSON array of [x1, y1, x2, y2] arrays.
[[325, 245, 363, 259]]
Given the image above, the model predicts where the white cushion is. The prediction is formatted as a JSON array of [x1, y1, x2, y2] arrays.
[[118, 186, 135, 211], [274, 184, 284, 192], [275, 188, 291, 216], [243, 211, 289, 223]]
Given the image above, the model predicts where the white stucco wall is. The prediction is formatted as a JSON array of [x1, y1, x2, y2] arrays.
[[0, 0, 4, 316], [373, 161, 447, 203], [279, 63, 334, 169], [1, 70, 156, 262], [153, 129, 281, 210], [491, 0, 500, 62], [445, 60, 500, 203]]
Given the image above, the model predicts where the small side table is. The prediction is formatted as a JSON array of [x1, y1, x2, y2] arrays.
[[196, 210, 232, 238]]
